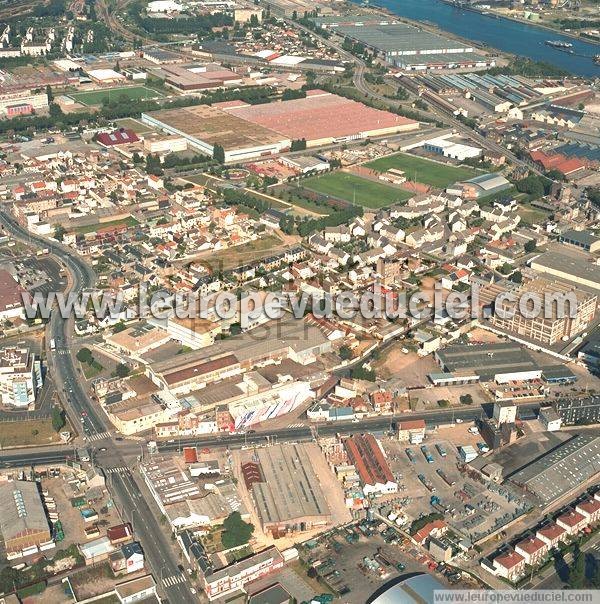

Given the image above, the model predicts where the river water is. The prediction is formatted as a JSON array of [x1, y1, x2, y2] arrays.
[[371, 0, 600, 77]]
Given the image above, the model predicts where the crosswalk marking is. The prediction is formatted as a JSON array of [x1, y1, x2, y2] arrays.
[[162, 574, 186, 587], [288, 422, 305, 428], [86, 431, 112, 442], [105, 466, 130, 475]]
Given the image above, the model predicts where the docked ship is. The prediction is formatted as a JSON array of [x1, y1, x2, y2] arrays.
[[545, 40, 574, 49]]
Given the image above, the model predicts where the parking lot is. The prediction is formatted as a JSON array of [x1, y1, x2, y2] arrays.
[[383, 437, 530, 544], [299, 523, 465, 603]]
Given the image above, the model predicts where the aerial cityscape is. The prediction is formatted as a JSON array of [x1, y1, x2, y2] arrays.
[[0, 0, 598, 601]]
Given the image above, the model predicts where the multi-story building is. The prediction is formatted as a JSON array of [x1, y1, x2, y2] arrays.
[[0, 90, 48, 117], [556, 509, 587, 536], [0, 345, 41, 408], [553, 396, 600, 426], [514, 536, 548, 567], [201, 546, 284, 601], [489, 278, 596, 346], [493, 550, 525, 582], [536, 523, 567, 549]]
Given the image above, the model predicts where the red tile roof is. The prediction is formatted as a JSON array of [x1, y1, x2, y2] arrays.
[[577, 498, 600, 516], [183, 447, 198, 464], [0, 269, 24, 313], [495, 550, 524, 570], [557, 510, 586, 527], [529, 150, 586, 175], [398, 419, 426, 430], [516, 536, 545, 555], [96, 128, 140, 147], [537, 523, 565, 541], [344, 433, 395, 487]]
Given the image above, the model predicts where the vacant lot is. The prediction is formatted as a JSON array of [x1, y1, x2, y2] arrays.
[[366, 153, 477, 189], [0, 418, 62, 447], [196, 234, 284, 271], [73, 216, 139, 234], [303, 172, 412, 208], [70, 86, 163, 106]]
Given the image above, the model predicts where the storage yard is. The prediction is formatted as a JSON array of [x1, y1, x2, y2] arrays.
[[69, 86, 163, 106], [382, 437, 531, 546]]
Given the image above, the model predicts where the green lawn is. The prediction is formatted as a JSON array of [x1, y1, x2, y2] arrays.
[[365, 153, 478, 189], [303, 172, 412, 208], [70, 86, 163, 106]]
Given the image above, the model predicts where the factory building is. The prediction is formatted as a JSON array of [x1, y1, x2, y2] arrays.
[[344, 433, 398, 495], [0, 89, 48, 117], [433, 342, 542, 384], [530, 251, 600, 293], [245, 443, 331, 537], [508, 434, 600, 506], [484, 278, 597, 346], [142, 91, 417, 162], [559, 229, 600, 254], [0, 480, 51, 556], [553, 395, 600, 426]]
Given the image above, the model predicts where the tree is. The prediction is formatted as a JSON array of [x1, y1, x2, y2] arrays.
[[213, 144, 225, 163], [115, 363, 130, 378], [339, 345, 353, 361], [568, 545, 586, 589], [46, 84, 54, 104], [524, 240, 537, 253], [54, 225, 66, 241], [112, 322, 127, 334], [509, 270, 523, 284], [52, 405, 66, 432], [220, 512, 254, 549], [459, 394, 473, 405], [76, 347, 93, 364]]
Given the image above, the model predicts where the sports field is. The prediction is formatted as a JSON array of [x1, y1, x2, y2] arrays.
[[303, 172, 412, 208], [366, 153, 478, 189], [69, 86, 163, 106]]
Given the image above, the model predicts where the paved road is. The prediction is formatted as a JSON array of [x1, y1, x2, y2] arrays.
[[0, 210, 197, 603], [107, 467, 197, 603]]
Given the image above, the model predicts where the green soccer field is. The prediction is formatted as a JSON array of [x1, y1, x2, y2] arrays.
[[303, 172, 413, 208], [69, 86, 163, 106], [365, 152, 478, 189]]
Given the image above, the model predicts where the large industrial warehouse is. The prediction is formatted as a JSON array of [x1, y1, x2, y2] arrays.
[[141, 91, 418, 161], [221, 90, 418, 147], [0, 480, 51, 556], [315, 18, 491, 70], [508, 434, 600, 506], [141, 104, 289, 163], [243, 443, 331, 537], [433, 342, 541, 384]]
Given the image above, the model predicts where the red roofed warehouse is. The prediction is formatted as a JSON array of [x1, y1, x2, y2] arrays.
[[96, 128, 140, 147], [344, 434, 398, 496], [0, 269, 25, 320]]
